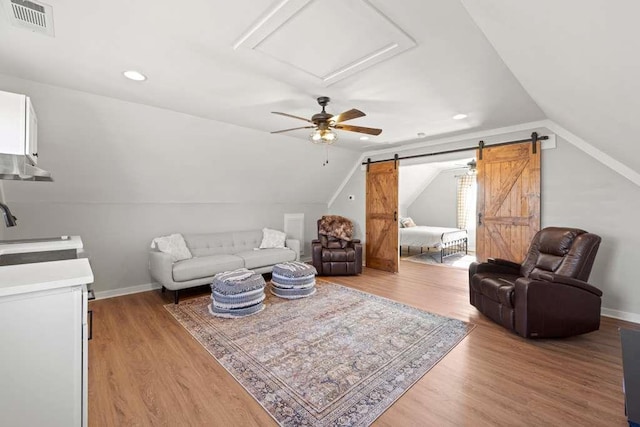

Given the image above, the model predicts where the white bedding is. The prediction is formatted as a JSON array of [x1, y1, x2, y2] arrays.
[[399, 226, 467, 248]]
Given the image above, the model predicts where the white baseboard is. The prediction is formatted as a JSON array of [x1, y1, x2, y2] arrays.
[[601, 307, 640, 324], [93, 282, 161, 300], [94, 282, 640, 326]]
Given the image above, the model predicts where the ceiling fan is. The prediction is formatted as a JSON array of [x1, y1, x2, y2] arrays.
[[453, 159, 477, 175], [271, 96, 382, 144]]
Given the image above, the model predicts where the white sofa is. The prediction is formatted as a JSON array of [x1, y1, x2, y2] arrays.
[[149, 230, 300, 303]]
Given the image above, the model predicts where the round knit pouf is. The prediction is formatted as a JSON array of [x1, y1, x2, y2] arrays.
[[209, 268, 266, 318], [271, 261, 317, 299]]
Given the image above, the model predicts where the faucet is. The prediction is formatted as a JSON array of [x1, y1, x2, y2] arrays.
[[0, 202, 17, 227]]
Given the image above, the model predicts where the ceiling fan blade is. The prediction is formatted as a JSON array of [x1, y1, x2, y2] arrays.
[[335, 124, 382, 136], [271, 126, 315, 134], [333, 109, 365, 123], [271, 112, 313, 123]]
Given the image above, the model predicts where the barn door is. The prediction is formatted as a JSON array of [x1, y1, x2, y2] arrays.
[[476, 140, 540, 262], [366, 160, 399, 272]]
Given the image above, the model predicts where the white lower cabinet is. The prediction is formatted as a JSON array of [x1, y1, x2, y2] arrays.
[[0, 284, 88, 426]]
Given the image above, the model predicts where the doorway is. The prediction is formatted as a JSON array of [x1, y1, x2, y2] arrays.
[[397, 158, 477, 269]]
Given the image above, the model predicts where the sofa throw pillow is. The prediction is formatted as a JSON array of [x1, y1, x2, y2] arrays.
[[401, 217, 417, 228], [151, 233, 192, 262], [259, 228, 286, 249]]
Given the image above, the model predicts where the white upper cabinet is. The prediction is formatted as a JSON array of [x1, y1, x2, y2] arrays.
[[0, 90, 38, 164]]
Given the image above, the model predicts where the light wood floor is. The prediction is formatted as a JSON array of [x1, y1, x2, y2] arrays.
[[88, 261, 636, 426]]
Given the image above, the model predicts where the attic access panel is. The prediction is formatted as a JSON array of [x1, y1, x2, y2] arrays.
[[233, 0, 415, 86]]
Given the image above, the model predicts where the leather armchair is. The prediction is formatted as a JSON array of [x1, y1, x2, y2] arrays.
[[469, 227, 602, 338], [312, 219, 362, 276]]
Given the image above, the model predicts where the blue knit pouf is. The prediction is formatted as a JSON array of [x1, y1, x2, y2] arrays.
[[209, 268, 266, 318], [271, 262, 317, 299]]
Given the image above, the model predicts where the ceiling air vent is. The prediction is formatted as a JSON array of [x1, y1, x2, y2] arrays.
[[6, 0, 55, 36]]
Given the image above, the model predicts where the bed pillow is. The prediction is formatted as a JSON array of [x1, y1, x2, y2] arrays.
[[259, 228, 287, 249], [151, 233, 192, 262], [401, 217, 417, 228], [398, 217, 406, 228]]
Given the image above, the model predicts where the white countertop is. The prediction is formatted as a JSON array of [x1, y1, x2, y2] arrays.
[[0, 235, 83, 255], [0, 258, 94, 297]]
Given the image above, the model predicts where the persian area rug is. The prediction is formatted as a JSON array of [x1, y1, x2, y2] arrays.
[[165, 281, 473, 426], [404, 251, 476, 269]]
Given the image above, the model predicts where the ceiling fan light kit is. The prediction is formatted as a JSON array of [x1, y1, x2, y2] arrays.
[[271, 96, 382, 145], [467, 160, 477, 175], [311, 128, 337, 144]]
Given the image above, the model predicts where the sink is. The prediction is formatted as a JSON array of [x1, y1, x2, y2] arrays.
[[0, 249, 78, 266]]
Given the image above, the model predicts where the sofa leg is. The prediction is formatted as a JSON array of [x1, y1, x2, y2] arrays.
[[161, 286, 165, 294], [174, 290, 179, 304]]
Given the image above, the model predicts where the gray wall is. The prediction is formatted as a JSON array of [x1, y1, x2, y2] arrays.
[[329, 166, 366, 241], [4, 202, 326, 292], [329, 136, 640, 319], [407, 169, 457, 228], [542, 138, 640, 318], [0, 75, 361, 292]]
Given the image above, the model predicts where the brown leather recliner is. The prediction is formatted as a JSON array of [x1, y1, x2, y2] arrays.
[[469, 227, 602, 338], [312, 219, 362, 276]]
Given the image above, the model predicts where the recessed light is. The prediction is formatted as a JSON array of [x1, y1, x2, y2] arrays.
[[453, 113, 467, 120], [360, 136, 369, 141], [123, 70, 147, 81]]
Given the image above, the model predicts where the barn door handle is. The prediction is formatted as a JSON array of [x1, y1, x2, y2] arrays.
[[478, 212, 483, 225], [394, 211, 398, 222]]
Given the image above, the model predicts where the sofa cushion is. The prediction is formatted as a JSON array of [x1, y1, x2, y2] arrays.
[[235, 248, 296, 269], [321, 247, 356, 262], [259, 228, 286, 249], [184, 231, 264, 257], [184, 233, 236, 257], [151, 233, 192, 262], [172, 254, 244, 282]]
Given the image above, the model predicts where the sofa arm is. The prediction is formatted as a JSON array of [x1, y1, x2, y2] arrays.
[[286, 239, 301, 261], [149, 250, 175, 288]]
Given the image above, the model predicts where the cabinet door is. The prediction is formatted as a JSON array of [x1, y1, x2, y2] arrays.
[[26, 97, 38, 164], [0, 90, 26, 155], [0, 287, 83, 426]]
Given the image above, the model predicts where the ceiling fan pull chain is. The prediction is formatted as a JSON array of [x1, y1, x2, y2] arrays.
[[323, 144, 330, 166]]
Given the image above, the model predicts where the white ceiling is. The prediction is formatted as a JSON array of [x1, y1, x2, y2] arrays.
[[0, 0, 545, 151], [462, 0, 640, 173]]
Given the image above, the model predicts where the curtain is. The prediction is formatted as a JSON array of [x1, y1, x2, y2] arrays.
[[457, 175, 476, 230]]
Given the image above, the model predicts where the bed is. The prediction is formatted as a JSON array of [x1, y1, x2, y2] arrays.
[[399, 225, 468, 262]]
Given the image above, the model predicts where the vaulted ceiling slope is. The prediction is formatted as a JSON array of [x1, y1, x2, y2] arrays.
[[462, 0, 640, 174], [0, 0, 544, 150], [0, 74, 360, 205]]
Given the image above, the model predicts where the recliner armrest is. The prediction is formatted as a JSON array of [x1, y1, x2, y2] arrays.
[[469, 259, 520, 277], [534, 272, 603, 297], [488, 258, 522, 271], [311, 240, 323, 274], [513, 276, 602, 338]]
